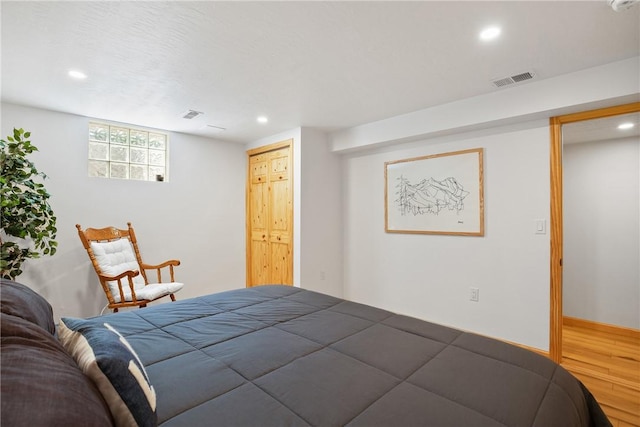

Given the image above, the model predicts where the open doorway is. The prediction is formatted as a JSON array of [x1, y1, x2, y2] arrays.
[[549, 102, 640, 361], [549, 102, 640, 425]]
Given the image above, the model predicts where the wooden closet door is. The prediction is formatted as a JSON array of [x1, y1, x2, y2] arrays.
[[247, 140, 293, 286]]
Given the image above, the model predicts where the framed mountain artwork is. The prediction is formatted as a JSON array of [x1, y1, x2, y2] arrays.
[[385, 148, 484, 236]]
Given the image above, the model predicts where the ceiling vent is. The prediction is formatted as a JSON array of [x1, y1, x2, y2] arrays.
[[491, 71, 536, 88], [181, 110, 204, 119], [204, 124, 226, 132]]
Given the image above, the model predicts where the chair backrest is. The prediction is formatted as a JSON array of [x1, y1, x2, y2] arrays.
[[76, 223, 149, 295]]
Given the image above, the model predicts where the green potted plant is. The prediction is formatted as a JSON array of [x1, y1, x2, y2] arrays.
[[0, 128, 57, 279]]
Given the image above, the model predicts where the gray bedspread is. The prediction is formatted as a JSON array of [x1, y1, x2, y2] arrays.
[[92, 285, 604, 426]]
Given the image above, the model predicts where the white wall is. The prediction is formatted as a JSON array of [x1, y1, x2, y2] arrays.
[[1, 103, 247, 320], [564, 137, 640, 329], [342, 122, 551, 350], [299, 128, 343, 297]]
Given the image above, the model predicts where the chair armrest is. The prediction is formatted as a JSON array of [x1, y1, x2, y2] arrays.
[[139, 260, 180, 284], [99, 270, 140, 282], [140, 259, 180, 269], [98, 270, 141, 303]]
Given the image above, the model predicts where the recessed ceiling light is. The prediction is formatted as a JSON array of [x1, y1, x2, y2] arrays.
[[257, 116, 268, 124], [479, 26, 501, 41], [618, 122, 634, 130], [68, 69, 87, 80]]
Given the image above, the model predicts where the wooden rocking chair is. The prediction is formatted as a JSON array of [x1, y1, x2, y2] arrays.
[[76, 222, 184, 312]]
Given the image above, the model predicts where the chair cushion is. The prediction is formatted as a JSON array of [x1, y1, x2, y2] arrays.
[[58, 317, 157, 427], [111, 282, 184, 303], [90, 239, 146, 295]]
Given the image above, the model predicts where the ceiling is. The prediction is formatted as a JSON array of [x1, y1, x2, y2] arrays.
[[2, 1, 639, 144], [563, 111, 640, 144]]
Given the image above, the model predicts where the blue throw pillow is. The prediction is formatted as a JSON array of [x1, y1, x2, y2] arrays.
[[58, 317, 157, 427]]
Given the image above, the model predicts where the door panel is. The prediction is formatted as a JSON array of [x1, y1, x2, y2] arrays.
[[270, 240, 291, 284], [250, 238, 269, 285], [250, 181, 267, 229], [271, 179, 290, 231]]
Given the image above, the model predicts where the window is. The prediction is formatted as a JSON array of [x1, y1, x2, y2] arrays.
[[88, 122, 168, 181]]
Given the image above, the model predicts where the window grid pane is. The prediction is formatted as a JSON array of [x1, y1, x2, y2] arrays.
[[89, 124, 108, 142], [130, 147, 148, 164], [149, 166, 165, 181], [110, 145, 129, 162], [88, 122, 167, 182], [130, 165, 148, 181], [110, 127, 129, 145], [110, 162, 129, 179], [89, 142, 109, 160], [130, 130, 148, 147], [149, 133, 166, 149], [149, 149, 165, 166], [89, 160, 108, 178]]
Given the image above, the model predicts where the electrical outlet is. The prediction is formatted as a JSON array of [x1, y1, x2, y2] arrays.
[[470, 287, 480, 302]]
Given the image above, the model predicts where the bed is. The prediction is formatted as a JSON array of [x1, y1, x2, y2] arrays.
[[2, 280, 610, 427]]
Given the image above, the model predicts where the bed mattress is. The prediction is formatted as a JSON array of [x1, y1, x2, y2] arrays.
[[91, 285, 605, 426]]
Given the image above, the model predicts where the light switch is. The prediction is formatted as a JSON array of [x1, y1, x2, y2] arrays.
[[535, 219, 546, 235]]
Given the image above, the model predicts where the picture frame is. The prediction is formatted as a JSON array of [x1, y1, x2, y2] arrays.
[[385, 148, 484, 236]]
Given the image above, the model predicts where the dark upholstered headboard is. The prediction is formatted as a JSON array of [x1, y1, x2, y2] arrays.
[[0, 279, 114, 426]]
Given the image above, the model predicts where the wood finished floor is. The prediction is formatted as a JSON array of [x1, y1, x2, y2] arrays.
[[562, 322, 640, 426]]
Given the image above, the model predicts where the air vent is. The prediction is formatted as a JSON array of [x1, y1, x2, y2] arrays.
[[181, 110, 204, 119], [205, 124, 226, 131], [491, 71, 536, 88], [492, 77, 514, 88]]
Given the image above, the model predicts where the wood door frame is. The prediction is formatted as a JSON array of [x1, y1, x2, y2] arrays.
[[246, 139, 294, 287], [549, 102, 640, 363]]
